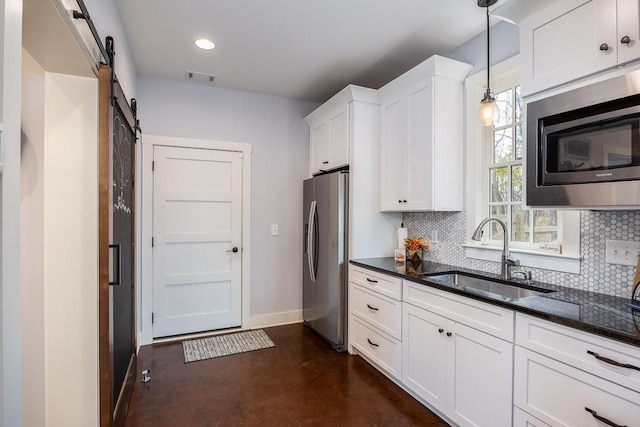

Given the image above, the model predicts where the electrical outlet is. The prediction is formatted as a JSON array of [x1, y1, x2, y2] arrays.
[[605, 239, 640, 266], [271, 224, 279, 236], [431, 230, 438, 243]]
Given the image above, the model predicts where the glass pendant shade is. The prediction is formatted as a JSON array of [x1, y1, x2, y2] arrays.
[[478, 93, 499, 126], [477, 0, 500, 127]]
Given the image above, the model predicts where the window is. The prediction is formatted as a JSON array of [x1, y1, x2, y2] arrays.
[[464, 55, 581, 274], [487, 84, 560, 249]]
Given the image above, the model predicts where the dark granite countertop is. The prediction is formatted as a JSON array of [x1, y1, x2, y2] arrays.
[[350, 257, 640, 348]]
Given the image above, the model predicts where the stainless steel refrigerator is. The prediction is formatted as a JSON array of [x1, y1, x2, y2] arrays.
[[303, 170, 348, 351]]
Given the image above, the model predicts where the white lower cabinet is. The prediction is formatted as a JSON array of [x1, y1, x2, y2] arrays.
[[351, 316, 402, 379], [348, 266, 403, 380], [402, 290, 514, 427], [349, 268, 640, 427], [514, 346, 640, 426], [514, 313, 640, 426], [513, 407, 551, 427]]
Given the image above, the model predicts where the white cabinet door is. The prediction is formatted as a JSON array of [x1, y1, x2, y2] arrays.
[[403, 301, 514, 426], [520, 0, 640, 96], [380, 97, 408, 210], [521, 0, 617, 96], [406, 81, 433, 211], [379, 56, 469, 212], [351, 284, 402, 340], [351, 316, 402, 379], [618, 0, 640, 63], [308, 105, 349, 174], [514, 407, 551, 427], [448, 322, 513, 427], [402, 303, 448, 413], [310, 122, 330, 173], [514, 346, 640, 427], [328, 108, 349, 170]]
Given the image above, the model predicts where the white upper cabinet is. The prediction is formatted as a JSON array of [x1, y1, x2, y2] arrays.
[[308, 106, 348, 174], [521, 0, 640, 97], [305, 85, 377, 175], [379, 55, 472, 212]]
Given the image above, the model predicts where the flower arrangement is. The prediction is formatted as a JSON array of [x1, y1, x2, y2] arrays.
[[405, 237, 429, 251]]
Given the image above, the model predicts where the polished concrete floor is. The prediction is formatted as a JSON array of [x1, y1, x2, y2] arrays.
[[125, 323, 450, 426]]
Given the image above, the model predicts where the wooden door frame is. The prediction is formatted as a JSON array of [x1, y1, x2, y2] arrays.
[[138, 135, 253, 345], [98, 63, 138, 426]]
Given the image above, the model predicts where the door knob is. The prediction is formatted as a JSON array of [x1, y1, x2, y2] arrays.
[[227, 247, 239, 253], [621, 35, 631, 44], [599, 43, 610, 51]]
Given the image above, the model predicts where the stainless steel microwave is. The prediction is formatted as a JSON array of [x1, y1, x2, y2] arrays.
[[527, 71, 640, 208]]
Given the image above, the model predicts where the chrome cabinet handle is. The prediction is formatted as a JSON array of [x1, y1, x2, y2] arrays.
[[365, 278, 378, 283], [367, 338, 379, 347], [621, 35, 631, 44], [585, 407, 626, 427], [366, 304, 379, 311], [587, 350, 640, 371], [600, 43, 610, 51]]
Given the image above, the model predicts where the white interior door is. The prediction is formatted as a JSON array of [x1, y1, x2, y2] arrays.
[[152, 146, 243, 338]]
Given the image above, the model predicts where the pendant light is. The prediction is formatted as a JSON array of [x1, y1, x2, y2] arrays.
[[478, 0, 499, 127]]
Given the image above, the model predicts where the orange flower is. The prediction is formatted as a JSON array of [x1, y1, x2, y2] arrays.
[[404, 237, 429, 251]]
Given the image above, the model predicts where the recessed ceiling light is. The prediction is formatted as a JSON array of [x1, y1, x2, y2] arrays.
[[195, 39, 215, 50]]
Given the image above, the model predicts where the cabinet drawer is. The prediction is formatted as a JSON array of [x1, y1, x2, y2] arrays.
[[351, 316, 402, 379], [513, 407, 551, 427], [514, 346, 640, 427], [516, 313, 640, 391], [351, 284, 402, 340], [403, 280, 514, 342], [350, 266, 402, 300]]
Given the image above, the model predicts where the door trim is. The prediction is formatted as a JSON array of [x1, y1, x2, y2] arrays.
[[139, 135, 252, 345]]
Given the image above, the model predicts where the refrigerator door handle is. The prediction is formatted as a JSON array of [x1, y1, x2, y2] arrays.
[[307, 200, 317, 282], [313, 201, 319, 278]]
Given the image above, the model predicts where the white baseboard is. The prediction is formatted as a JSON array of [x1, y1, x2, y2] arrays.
[[250, 310, 303, 329]]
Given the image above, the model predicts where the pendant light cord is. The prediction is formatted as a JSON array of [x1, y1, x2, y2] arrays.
[[486, 5, 491, 98]]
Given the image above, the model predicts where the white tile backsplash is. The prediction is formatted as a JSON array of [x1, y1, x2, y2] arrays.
[[403, 210, 640, 298]]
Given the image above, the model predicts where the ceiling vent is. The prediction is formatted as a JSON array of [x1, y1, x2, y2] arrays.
[[184, 71, 217, 85]]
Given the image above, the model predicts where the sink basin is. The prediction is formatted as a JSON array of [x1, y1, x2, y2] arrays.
[[422, 272, 554, 301]]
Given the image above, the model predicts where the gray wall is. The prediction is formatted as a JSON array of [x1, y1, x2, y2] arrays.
[[138, 76, 319, 318], [446, 21, 520, 76]]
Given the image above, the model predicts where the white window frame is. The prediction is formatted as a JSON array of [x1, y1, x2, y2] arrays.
[[463, 55, 582, 274]]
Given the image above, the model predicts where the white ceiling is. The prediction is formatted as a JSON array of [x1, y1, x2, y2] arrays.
[[114, 0, 534, 103]]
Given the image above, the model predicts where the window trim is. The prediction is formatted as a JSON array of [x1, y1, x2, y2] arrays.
[[463, 54, 582, 274]]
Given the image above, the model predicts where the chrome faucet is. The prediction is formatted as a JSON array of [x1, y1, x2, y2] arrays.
[[511, 269, 533, 285], [471, 217, 519, 280]]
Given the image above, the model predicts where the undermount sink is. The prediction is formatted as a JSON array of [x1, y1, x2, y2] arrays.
[[421, 272, 555, 301]]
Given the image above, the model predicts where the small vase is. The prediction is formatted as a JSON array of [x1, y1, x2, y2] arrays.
[[406, 249, 423, 264]]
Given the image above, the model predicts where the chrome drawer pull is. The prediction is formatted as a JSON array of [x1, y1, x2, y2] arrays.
[[587, 350, 640, 371], [585, 407, 627, 427], [366, 304, 379, 311], [367, 338, 379, 348], [365, 278, 378, 283]]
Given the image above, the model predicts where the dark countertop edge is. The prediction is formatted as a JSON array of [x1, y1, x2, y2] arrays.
[[350, 258, 640, 348]]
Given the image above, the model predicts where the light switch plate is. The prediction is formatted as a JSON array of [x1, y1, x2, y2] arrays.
[[605, 239, 640, 266], [271, 224, 279, 236]]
